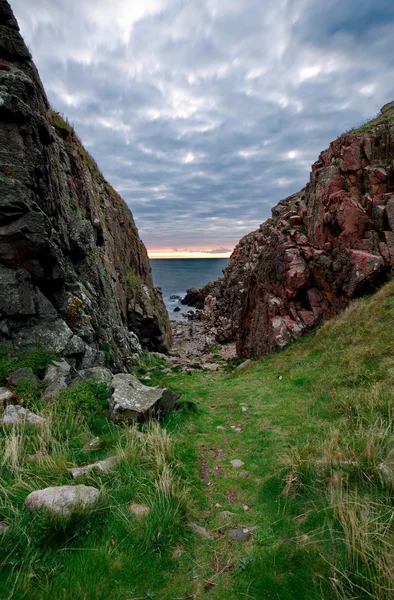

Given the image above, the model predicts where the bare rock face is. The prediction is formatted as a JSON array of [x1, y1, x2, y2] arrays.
[[1, 405, 46, 425], [0, 2, 171, 371], [25, 485, 100, 516], [203, 105, 394, 357], [110, 373, 181, 423]]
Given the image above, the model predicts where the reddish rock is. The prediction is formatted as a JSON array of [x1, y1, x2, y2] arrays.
[[200, 107, 394, 357]]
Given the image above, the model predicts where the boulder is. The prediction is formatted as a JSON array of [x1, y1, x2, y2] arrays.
[[25, 485, 100, 516], [77, 367, 113, 385], [110, 373, 181, 423], [42, 359, 71, 400], [1, 405, 46, 425]]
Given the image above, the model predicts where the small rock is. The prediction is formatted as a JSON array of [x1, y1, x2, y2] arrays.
[[10, 367, 39, 388], [129, 503, 150, 517], [239, 470, 250, 478], [42, 359, 72, 400], [0, 387, 12, 413], [243, 505, 250, 511], [85, 437, 100, 449], [78, 367, 113, 384], [216, 426, 225, 431], [0, 522, 9, 534], [278, 376, 283, 381], [161, 368, 171, 374], [25, 485, 100, 516], [188, 521, 215, 540], [202, 363, 220, 372], [218, 511, 236, 519], [236, 359, 251, 370], [230, 459, 245, 469], [228, 528, 252, 542], [68, 457, 119, 479], [141, 376, 152, 382], [1, 405, 46, 426], [241, 407, 248, 413], [173, 307, 181, 312]]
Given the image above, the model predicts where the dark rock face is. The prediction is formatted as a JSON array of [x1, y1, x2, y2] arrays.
[[0, 2, 171, 370], [203, 107, 394, 357]]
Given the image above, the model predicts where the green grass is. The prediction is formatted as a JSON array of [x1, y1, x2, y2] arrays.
[[345, 107, 394, 135], [1, 281, 394, 598]]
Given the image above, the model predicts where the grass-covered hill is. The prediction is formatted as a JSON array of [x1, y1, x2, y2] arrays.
[[1, 280, 394, 599]]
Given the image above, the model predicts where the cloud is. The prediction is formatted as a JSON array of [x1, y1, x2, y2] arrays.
[[10, 0, 394, 252]]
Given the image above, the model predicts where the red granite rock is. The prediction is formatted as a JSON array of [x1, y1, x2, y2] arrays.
[[202, 106, 394, 357]]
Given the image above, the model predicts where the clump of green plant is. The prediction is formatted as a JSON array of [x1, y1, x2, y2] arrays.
[[53, 381, 111, 433], [0, 345, 56, 385], [48, 109, 74, 139], [66, 297, 91, 327]]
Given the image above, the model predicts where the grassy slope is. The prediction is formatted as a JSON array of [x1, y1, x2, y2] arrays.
[[1, 281, 394, 599]]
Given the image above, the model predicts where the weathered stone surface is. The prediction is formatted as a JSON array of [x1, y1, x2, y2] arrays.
[[1, 405, 46, 425], [236, 359, 251, 370], [68, 457, 118, 479], [25, 485, 99, 516], [110, 374, 181, 423], [78, 367, 113, 384], [0, 387, 12, 412], [0, 2, 171, 371], [42, 359, 71, 400], [228, 527, 252, 542], [10, 367, 38, 387], [201, 104, 394, 357]]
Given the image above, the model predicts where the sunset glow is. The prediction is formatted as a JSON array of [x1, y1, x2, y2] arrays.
[[148, 249, 232, 259]]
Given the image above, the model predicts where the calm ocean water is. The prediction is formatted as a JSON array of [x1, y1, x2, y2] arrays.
[[150, 258, 229, 320]]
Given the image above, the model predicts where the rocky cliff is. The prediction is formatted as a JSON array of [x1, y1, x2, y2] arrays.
[[203, 104, 394, 357], [0, 1, 171, 371]]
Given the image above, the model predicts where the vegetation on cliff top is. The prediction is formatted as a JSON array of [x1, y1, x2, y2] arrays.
[[1, 280, 394, 598]]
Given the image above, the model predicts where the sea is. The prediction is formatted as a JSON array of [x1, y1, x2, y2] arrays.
[[150, 258, 229, 321]]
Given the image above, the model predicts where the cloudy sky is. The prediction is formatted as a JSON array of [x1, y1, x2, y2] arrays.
[[11, 0, 394, 257]]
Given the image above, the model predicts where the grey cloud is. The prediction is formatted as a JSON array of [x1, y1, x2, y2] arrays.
[[10, 0, 394, 251]]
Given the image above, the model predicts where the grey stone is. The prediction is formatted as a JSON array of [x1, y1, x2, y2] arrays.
[[230, 459, 245, 468], [202, 363, 220, 372], [10, 367, 38, 387], [14, 319, 73, 354], [216, 426, 226, 431], [0, 387, 12, 412], [79, 344, 98, 370], [42, 359, 71, 400], [84, 437, 100, 449], [110, 374, 181, 423], [228, 528, 252, 542], [1, 405, 46, 425], [188, 522, 215, 540], [25, 485, 100, 516], [0, 265, 35, 315], [239, 470, 250, 478], [218, 511, 236, 519], [236, 359, 251, 370], [68, 456, 118, 479], [64, 335, 85, 356], [78, 367, 113, 385], [129, 503, 150, 517], [0, 522, 9, 534]]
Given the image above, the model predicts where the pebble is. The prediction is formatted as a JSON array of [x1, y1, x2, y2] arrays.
[[239, 470, 250, 478], [230, 459, 245, 468], [243, 505, 250, 511], [241, 407, 248, 413], [216, 426, 226, 431], [278, 375, 283, 380], [218, 511, 236, 519]]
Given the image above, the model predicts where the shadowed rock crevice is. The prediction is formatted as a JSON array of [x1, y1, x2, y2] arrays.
[[0, 1, 172, 370]]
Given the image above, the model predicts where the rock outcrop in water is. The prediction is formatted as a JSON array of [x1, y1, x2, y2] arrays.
[[202, 105, 394, 357], [0, 1, 171, 371]]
